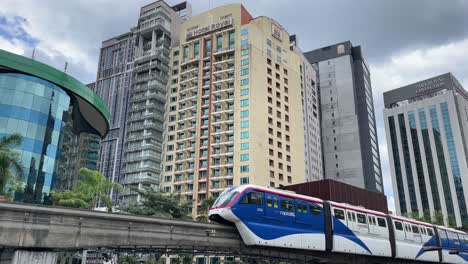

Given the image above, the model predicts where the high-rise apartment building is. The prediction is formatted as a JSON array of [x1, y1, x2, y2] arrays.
[[94, 32, 134, 202], [94, 1, 191, 203], [304, 41, 383, 193], [290, 35, 322, 182], [162, 4, 306, 216], [383, 73, 468, 227]]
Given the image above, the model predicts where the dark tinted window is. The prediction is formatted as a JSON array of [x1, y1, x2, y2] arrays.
[[377, 218, 387, 227], [427, 228, 434, 236], [334, 209, 345, 220], [281, 199, 294, 211], [266, 196, 272, 207], [395, 221, 403, 231], [347, 212, 354, 222], [310, 205, 322, 216], [412, 225, 420, 234], [296, 202, 308, 213], [357, 214, 367, 224], [240, 192, 262, 205]]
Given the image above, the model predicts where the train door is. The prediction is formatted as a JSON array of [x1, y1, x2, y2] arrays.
[[355, 212, 369, 234], [404, 222, 413, 241], [346, 210, 357, 232], [331, 206, 350, 253], [411, 224, 422, 244], [264, 193, 281, 221], [420, 226, 430, 244], [295, 200, 309, 224]]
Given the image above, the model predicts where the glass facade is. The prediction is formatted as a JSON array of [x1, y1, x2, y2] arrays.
[[440, 102, 467, 219], [408, 112, 429, 214], [388, 116, 406, 214], [429, 105, 455, 217], [398, 113, 418, 213], [418, 108, 441, 211], [0, 73, 99, 204]]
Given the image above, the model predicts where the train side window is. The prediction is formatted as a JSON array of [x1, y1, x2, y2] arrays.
[[310, 205, 322, 216], [334, 209, 345, 220], [427, 228, 434, 236], [281, 199, 294, 211], [297, 203, 303, 213], [267, 196, 272, 207], [302, 204, 308, 213], [240, 192, 263, 205], [394, 221, 403, 231], [421, 227, 426, 236], [347, 212, 354, 222], [357, 213, 367, 224], [412, 225, 419, 234], [377, 218, 387, 227], [273, 197, 279, 208]]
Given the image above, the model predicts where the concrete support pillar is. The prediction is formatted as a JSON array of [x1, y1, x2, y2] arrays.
[[4, 250, 58, 264]]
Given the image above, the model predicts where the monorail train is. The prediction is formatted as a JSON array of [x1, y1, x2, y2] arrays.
[[208, 185, 468, 263]]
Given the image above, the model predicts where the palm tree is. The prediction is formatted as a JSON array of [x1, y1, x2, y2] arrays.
[[0, 133, 23, 196], [76, 168, 121, 210], [196, 196, 217, 222]]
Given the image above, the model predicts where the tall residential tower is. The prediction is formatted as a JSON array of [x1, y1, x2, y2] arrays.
[[290, 35, 322, 182], [162, 4, 306, 216], [383, 73, 468, 227], [94, 1, 191, 203], [305, 41, 383, 193]]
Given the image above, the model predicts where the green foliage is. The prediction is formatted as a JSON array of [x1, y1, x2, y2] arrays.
[[0, 133, 23, 196], [76, 168, 122, 210], [434, 210, 444, 225], [145, 256, 165, 264], [196, 196, 216, 223], [51, 168, 121, 210], [118, 255, 138, 264], [119, 188, 191, 219], [51, 190, 89, 209]]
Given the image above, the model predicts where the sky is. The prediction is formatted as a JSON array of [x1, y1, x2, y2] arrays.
[[2, 0, 468, 212]]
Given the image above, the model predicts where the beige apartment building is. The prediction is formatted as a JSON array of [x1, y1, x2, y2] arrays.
[[162, 4, 305, 216]]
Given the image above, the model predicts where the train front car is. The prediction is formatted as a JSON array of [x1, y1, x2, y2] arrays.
[[390, 216, 439, 262], [329, 202, 392, 258], [209, 185, 327, 251], [437, 226, 468, 264], [208, 186, 243, 225]]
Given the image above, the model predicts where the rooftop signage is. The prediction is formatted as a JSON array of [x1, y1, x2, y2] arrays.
[[415, 77, 445, 94], [271, 22, 282, 40], [186, 17, 233, 40]]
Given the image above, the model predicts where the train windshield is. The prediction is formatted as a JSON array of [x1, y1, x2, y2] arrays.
[[213, 191, 239, 208]]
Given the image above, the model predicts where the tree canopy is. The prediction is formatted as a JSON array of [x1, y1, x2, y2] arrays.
[[0, 133, 24, 200], [119, 188, 191, 220]]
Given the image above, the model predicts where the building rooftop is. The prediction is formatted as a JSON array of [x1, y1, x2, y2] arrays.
[[383, 72, 468, 108], [0, 49, 110, 137]]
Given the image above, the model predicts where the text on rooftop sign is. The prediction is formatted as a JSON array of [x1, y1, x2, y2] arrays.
[[415, 77, 445, 94], [186, 18, 233, 40]]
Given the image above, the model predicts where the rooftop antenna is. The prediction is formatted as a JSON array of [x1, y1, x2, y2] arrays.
[[31, 47, 36, 60], [64, 62, 68, 73]]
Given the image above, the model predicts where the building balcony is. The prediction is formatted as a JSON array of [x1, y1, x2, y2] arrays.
[[179, 75, 199, 85], [127, 123, 163, 132], [211, 151, 234, 157], [213, 47, 235, 56], [175, 146, 195, 153], [131, 92, 166, 103], [180, 56, 200, 67], [180, 66, 199, 75], [211, 129, 234, 136]]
